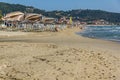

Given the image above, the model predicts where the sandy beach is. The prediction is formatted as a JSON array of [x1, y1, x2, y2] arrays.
[[0, 27, 120, 80]]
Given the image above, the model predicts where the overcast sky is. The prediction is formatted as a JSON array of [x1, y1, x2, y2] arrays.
[[0, 0, 120, 13]]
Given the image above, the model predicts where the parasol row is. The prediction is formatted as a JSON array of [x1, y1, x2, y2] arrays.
[[2, 11, 42, 22]]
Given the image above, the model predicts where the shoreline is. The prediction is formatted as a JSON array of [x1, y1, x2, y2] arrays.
[[77, 33, 120, 44], [86, 24, 118, 27], [79, 25, 120, 44]]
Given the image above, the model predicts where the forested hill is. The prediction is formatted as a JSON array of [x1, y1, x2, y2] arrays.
[[0, 2, 120, 23], [0, 2, 46, 15], [46, 10, 120, 23]]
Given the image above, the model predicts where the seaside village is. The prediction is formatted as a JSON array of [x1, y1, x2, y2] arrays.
[[0, 11, 111, 32], [0, 11, 81, 32]]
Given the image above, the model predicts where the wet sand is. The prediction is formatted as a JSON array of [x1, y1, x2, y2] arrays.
[[0, 28, 120, 80]]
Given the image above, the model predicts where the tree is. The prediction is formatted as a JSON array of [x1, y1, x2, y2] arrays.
[[0, 10, 2, 20]]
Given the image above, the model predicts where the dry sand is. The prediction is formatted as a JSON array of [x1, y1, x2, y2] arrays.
[[0, 31, 29, 37], [0, 28, 120, 80]]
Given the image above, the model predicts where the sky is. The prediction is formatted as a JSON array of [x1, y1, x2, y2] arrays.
[[0, 0, 120, 13]]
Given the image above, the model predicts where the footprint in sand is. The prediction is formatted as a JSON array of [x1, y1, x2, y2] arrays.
[[0, 64, 7, 75]]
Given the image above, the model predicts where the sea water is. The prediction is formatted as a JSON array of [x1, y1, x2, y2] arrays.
[[77, 25, 120, 42]]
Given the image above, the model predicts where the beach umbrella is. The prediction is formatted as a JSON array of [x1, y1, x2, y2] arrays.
[[42, 17, 55, 24], [2, 11, 24, 21], [25, 13, 42, 22]]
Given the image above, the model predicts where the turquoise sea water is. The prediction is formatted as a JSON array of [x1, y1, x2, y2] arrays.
[[77, 26, 120, 42]]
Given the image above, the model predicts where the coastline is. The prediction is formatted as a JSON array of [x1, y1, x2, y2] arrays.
[[0, 27, 120, 80], [86, 24, 117, 27], [79, 25, 120, 43]]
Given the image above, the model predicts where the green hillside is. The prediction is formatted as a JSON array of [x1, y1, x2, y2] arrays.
[[0, 2, 46, 15]]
